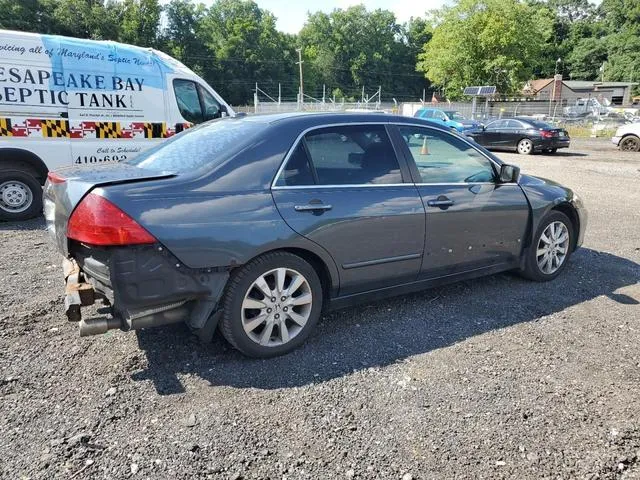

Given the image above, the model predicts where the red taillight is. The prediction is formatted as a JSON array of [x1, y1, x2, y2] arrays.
[[47, 171, 66, 184], [540, 130, 554, 138], [67, 193, 156, 246]]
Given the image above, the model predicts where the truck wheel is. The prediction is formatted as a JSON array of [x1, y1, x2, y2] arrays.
[[0, 169, 42, 221]]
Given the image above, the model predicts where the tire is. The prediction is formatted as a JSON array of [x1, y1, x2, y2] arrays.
[[520, 211, 573, 282], [619, 135, 640, 152], [517, 138, 534, 155], [219, 251, 323, 358], [0, 169, 42, 221]]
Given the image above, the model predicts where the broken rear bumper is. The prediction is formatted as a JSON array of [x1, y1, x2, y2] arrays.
[[62, 244, 229, 340]]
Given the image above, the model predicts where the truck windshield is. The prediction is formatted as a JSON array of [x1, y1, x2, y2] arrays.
[[126, 119, 263, 174]]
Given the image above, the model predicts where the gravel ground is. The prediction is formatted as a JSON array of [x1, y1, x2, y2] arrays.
[[1, 138, 639, 480]]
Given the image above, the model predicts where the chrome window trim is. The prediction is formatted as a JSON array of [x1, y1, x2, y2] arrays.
[[270, 121, 505, 190]]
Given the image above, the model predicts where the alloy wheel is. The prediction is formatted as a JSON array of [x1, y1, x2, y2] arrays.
[[0, 180, 33, 213], [620, 136, 640, 152], [517, 139, 533, 155], [536, 221, 570, 274], [241, 267, 313, 347]]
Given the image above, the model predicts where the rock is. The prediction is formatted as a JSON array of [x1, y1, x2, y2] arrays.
[[402, 474, 414, 480], [85, 459, 94, 466], [105, 387, 117, 396], [526, 453, 539, 462], [229, 473, 242, 480], [346, 469, 355, 478], [495, 461, 506, 466], [182, 413, 197, 428], [130, 463, 139, 474], [67, 432, 90, 447]]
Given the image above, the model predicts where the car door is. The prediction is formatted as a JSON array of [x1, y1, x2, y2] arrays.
[[392, 124, 530, 279], [502, 119, 526, 149], [479, 120, 507, 148], [272, 124, 426, 296]]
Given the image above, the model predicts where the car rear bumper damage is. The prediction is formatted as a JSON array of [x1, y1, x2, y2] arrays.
[[62, 244, 229, 341]]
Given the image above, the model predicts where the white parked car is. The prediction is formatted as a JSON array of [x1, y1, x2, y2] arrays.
[[612, 123, 640, 152]]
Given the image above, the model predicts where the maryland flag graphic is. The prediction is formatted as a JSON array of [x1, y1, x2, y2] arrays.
[[42, 119, 70, 138], [0, 118, 12, 137], [94, 122, 121, 139]]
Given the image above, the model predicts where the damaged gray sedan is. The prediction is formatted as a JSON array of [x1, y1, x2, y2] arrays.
[[45, 113, 586, 358]]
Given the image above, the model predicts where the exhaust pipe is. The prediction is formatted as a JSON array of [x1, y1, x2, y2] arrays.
[[79, 317, 122, 336]]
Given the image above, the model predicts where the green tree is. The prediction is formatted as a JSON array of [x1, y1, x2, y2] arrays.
[[417, 0, 553, 99], [119, 0, 162, 47]]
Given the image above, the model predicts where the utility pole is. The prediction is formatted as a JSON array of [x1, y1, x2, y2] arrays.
[[296, 48, 304, 108]]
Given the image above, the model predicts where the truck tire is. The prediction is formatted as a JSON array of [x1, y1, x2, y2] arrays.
[[0, 169, 43, 221]]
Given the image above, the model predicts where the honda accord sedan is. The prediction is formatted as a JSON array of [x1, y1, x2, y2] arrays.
[[45, 113, 586, 358], [467, 117, 570, 154]]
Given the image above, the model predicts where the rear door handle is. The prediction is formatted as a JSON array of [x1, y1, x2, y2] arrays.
[[427, 197, 454, 208], [294, 204, 333, 212]]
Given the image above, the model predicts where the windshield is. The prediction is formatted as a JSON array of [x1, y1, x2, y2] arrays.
[[444, 111, 465, 121], [126, 119, 263, 173]]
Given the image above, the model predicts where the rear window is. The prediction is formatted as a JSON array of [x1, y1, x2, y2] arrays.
[[523, 119, 554, 129], [126, 120, 263, 173]]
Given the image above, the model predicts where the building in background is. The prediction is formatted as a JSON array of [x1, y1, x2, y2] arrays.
[[523, 78, 638, 105]]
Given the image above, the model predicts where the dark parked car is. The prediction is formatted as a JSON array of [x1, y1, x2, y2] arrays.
[[467, 117, 570, 154], [45, 113, 586, 358]]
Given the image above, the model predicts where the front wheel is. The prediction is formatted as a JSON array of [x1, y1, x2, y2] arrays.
[[220, 251, 323, 358], [517, 138, 534, 155], [0, 169, 42, 221], [520, 211, 573, 282]]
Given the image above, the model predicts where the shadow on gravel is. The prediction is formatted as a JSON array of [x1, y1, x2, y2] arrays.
[[0, 217, 46, 231], [132, 248, 639, 394]]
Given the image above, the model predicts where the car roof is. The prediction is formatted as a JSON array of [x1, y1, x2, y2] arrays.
[[235, 111, 453, 133]]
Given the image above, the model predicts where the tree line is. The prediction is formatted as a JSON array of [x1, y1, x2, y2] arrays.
[[0, 0, 637, 104]]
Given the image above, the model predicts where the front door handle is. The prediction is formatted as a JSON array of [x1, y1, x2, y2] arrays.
[[427, 197, 454, 209], [294, 203, 333, 212]]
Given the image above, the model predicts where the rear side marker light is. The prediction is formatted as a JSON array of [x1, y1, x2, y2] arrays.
[[67, 193, 156, 246]]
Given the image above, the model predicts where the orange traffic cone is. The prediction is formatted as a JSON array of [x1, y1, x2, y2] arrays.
[[420, 136, 429, 155]]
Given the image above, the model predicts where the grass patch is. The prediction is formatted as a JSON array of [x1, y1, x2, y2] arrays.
[[565, 126, 617, 138]]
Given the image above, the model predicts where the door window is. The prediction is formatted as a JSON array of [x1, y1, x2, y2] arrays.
[[432, 110, 446, 121], [506, 120, 524, 128], [173, 79, 222, 124], [197, 84, 221, 121], [398, 126, 496, 184], [276, 125, 402, 186], [173, 79, 203, 123], [486, 120, 507, 130]]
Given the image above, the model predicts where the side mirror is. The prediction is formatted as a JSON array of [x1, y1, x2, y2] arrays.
[[499, 164, 520, 183]]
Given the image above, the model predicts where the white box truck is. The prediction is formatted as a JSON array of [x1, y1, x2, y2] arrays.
[[0, 29, 235, 221]]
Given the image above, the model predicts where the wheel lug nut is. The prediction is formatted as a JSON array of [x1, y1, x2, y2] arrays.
[[271, 297, 276, 302], [274, 314, 280, 319], [281, 296, 286, 302], [283, 307, 288, 312], [267, 308, 272, 313]]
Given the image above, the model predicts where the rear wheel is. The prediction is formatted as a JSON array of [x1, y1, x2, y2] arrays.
[[620, 135, 640, 152], [520, 211, 573, 282], [0, 169, 42, 221], [517, 138, 534, 155], [220, 251, 323, 358]]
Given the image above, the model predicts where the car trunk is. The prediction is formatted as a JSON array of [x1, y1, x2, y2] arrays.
[[44, 163, 175, 256]]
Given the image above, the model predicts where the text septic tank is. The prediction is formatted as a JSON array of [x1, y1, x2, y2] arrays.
[[0, 67, 144, 91]]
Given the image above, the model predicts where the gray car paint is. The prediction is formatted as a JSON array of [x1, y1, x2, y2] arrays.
[[46, 112, 586, 336]]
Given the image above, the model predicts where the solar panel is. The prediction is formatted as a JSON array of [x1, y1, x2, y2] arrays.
[[479, 86, 497, 95], [464, 85, 497, 96]]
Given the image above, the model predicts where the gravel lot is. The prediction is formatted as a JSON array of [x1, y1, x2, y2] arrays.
[[1, 138, 639, 479]]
